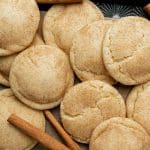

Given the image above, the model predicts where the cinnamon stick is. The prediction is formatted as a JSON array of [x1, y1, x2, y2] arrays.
[[144, 3, 150, 15], [7, 114, 70, 150], [44, 110, 81, 150], [36, 0, 82, 4]]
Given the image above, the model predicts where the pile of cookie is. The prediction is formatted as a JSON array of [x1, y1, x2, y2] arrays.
[[0, 0, 150, 150]]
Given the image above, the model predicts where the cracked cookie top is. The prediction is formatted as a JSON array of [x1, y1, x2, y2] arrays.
[[103, 16, 150, 85], [127, 81, 150, 135], [70, 20, 115, 84], [9, 45, 74, 110], [89, 117, 150, 150], [60, 80, 125, 143], [0, 0, 40, 56], [43, 0, 104, 54]]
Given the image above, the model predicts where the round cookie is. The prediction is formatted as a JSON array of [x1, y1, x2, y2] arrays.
[[43, 0, 104, 54], [0, 34, 44, 87], [0, 89, 45, 150], [89, 117, 150, 150], [10, 45, 74, 110], [70, 20, 115, 84], [103, 16, 150, 85], [0, 0, 40, 56], [60, 80, 126, 143], [127, 81, 150, 135]]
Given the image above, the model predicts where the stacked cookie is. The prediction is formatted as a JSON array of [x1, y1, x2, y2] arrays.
[[0, 0, 150, 150]]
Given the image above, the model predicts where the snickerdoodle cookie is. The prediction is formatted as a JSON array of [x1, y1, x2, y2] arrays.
[[70, 20, 115, 84], [43, 0, 104, 54], [127, 81, 150, 135], [103, 16, 150, 85], [60, 80, 125, 143], [0, 89, 45, 150], [89, 117, 150, 150], [0, 0, 40, 56], [10, 45, 74, 110]]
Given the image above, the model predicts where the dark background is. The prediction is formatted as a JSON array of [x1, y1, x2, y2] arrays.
[[38, 0, 150, 19]]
